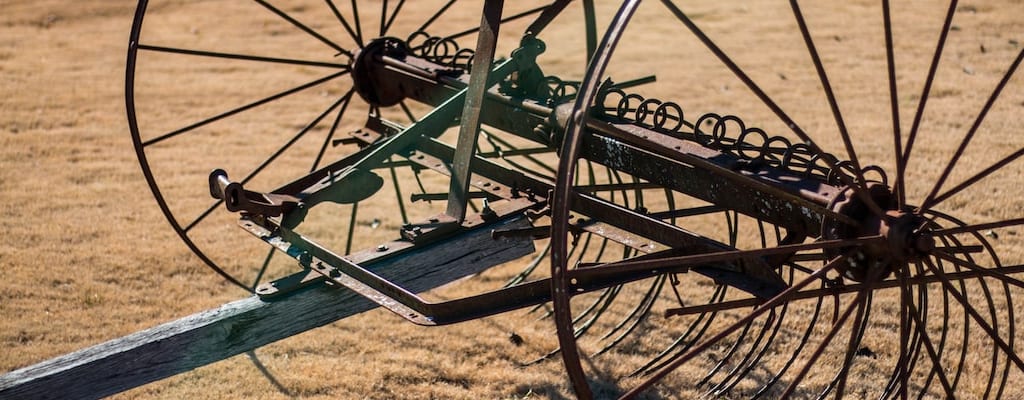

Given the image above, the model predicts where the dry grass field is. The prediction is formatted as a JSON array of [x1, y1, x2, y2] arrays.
[[2, 1, 1024, 399]]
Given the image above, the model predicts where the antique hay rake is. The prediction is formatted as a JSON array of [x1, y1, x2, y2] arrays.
[[3, 0, 1024, 398]]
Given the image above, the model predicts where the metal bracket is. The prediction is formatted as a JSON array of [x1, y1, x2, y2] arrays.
[[399, 215, 460, 244]]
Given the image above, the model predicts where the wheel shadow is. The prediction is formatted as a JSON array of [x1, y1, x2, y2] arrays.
[[246, 350, 294, 397]]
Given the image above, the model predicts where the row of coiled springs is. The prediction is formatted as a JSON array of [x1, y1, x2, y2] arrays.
[[406, 31, 580, 104], [407, 31, 475, 70], [597, 88, 887, 186], [401, 31, 873, 184]]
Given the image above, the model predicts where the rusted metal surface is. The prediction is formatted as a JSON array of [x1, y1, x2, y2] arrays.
[[122, 1, 1024, 399]]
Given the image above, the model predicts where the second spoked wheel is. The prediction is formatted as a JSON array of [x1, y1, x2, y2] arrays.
[[551, 1, 1024, 398], [126, 0, 596, 292]]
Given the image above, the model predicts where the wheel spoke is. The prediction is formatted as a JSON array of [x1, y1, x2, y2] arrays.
[[183, 198, 223, 234], [325, 0, 364, 47], [381, 0, 406, 36], [881, 0, 906, 208], [932, 251, 1024, 289], [416, 0, 459, 33], [921, 46, 1024, 210], [238, 91, 352, 187], [252, 248, 276, 290], [254, 0, 353, 58], [928, 148, 1024, 207], [142, 70, 348, 147], [137, 44, 349, 69], [446, 5, 547, 41], [568, 236, 883, 282], [900, 0, 958, 197], [312, 90, 356, 172], [379, 0, 388, 37], [788, 0, 866, 188], [660, 0, 887, 220], [350, 0, 364, 47], [929, 217, 1024, 236]]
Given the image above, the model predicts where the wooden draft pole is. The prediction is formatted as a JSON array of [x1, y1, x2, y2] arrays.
[[0, 217, 533, 400]]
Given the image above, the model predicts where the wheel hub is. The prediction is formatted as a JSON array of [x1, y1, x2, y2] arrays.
[[351, 37, 410, 107], [823, 184, 934, 281]]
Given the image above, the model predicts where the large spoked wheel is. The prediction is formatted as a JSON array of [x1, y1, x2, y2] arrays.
[[125, 0, 593, 292], [553, 1, 1024, 398]]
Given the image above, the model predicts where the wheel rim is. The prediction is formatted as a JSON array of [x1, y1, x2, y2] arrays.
[[553, 1, 1024, 398], [126, 0, 591, 292]]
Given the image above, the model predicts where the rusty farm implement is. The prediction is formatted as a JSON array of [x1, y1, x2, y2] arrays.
[[3, 0, 1024, 398]]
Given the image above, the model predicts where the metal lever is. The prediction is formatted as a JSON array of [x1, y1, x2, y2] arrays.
[[209, 169, 299, 217]]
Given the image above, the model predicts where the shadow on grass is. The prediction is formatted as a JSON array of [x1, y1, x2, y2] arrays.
[[246, 350, 294, 397]]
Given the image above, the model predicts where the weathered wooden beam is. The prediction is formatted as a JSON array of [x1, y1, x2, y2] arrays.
[[0, 217, 534, 400]]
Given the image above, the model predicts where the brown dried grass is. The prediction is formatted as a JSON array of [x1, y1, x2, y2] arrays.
[[2, 1, 1023, 399]]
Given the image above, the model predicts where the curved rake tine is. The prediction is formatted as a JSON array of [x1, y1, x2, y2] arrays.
[[697, 314, 757, 389], [940, 232, 1014, 398], [632, 285, 728, 377], [525, 228, 616, 365], [710, 217, 784, 393], [909, 261, 935, 398], [752, 279, 828, 399], [881, 262, 926, 399], [523, 286, 620, 366], [593, 275, 664, 355], [921, 258, 1024, 372], [527, 239, 589, 320], [714, 264, 792, 396], [504, 242, 550, 287], [623, 254, 849, 398], [902, 284, 957, 396], [713, 304, 787, 396], [831, 291, 872, 399], [779, 271, 879, 399], [571, 284, 620, 327], [704, 309, 778, 396], [897, 263, 911, 400]]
